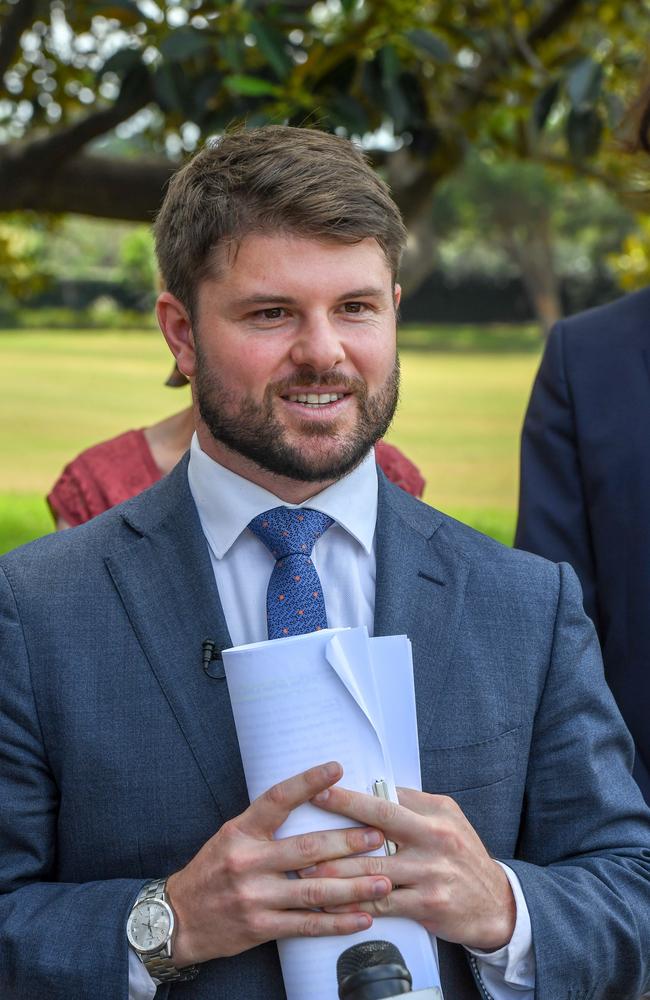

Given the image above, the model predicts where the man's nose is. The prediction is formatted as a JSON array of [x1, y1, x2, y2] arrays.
[[289, 315, 346, 372]]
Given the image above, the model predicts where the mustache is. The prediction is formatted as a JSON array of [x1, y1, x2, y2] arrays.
[[269, 371, 366, 394]]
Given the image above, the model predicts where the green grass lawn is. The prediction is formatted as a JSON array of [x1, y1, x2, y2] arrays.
[[0, 325, 542, 554]]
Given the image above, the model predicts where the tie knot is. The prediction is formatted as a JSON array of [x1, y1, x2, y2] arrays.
[[248, 507, 334, 561]]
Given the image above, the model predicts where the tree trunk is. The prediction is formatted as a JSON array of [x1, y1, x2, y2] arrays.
[[502, 222, 562, 337]]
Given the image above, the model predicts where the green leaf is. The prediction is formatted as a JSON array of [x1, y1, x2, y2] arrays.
[[224, 74, 281, 97], [119, 61, 150, 105], [154, 63, 217, 119], [361, 59, 385, 108], [98, 47, 142, 80], [152, 64, 184, 114], [191, 73, 224, 122], [398, 71, 428, 127], [406, 29, 451, 63], [386, 82, 411, 134], [218, 36, 245, 74], [328, 95, 370, 135], [378, 48, 413, 133], [159, 28, 212, 63], [380, 45, 400, 89], [566, 58, 603, 109], [250, 20, 293, 80], [532, 79, 560, 132], [314, 57, 357, 97], [567, 107, 603, 159]]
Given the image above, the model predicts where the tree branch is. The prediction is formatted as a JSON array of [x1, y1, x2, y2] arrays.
[[0, 149, 176, 220], [503, 0, 546, 74], [22, 70, 153, 171], [0, 138, 448, 230], [0, 0, 37, 83]]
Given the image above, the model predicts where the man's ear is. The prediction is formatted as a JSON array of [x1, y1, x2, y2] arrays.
[[393, 283, 402, 312], [156, 292, 197, 379]]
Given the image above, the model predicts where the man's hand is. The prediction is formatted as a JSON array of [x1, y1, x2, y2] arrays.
[[166, 762, 392, 966], [298, 784, 516, 952]]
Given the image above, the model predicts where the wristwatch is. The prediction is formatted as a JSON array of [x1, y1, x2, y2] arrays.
[[126, 877, 198, 983]]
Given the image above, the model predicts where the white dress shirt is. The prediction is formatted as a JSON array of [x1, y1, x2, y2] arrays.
[[128, 435, 534, 999]]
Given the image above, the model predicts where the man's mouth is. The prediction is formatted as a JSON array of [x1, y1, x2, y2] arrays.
[[283, 392, 347, 407]]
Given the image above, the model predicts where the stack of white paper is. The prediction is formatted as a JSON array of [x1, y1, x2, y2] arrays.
[[222, 626, 441, 1000]]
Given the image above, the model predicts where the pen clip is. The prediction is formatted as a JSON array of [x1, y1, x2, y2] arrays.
[[372, 778, 398, 856]]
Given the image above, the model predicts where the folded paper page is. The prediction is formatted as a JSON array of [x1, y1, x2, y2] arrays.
[[368, 634, 421, 792]]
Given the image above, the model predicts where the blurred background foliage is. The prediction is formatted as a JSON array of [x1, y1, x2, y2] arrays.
[[1, 0, 650, 333], [609, 215, 650, 289]]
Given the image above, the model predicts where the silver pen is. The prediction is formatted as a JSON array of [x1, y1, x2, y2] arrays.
[[372, 778, 398, 856]]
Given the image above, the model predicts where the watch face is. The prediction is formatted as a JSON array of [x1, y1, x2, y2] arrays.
[[127, 898, 172, 954]]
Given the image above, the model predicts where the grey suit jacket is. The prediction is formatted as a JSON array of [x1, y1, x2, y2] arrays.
[[1, 459, 649, 1000]]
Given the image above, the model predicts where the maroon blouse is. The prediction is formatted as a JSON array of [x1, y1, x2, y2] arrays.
[[47, 429, 425, 527]]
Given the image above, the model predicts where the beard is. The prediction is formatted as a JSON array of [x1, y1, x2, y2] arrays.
[[195, 352, 400, 483]]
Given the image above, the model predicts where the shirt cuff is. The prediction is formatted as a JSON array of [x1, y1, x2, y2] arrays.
[[465, 862, 535, 989], [128, 947, 158, 1000]]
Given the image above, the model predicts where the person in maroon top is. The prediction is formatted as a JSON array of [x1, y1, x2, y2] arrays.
[[48, 368, 425, 529]]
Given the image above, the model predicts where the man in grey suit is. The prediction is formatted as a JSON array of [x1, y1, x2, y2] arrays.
[[1, 127, 649, 1000]]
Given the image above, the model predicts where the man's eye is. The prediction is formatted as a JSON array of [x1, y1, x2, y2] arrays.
[[258, 307, 284, 320], [343, 302, 366, 314]]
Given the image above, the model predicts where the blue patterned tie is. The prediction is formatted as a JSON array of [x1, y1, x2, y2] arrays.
[[248, 507, 334, 640]]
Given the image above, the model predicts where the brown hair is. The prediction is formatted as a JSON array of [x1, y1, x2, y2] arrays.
[[154, 125, 407, 318]]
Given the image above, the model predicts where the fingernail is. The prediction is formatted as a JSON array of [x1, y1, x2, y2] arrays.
[[373, 878, 389, 896], [324, 762, 340, 780], [364, 830, 383, 848], [313, 789, 330, 803], [300, 866, 317, 876], [356, 914, 371, 929]]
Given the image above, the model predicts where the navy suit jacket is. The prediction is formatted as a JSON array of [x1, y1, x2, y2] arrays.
[[516, 288, 650, 801], [1, 460, 650, 999]]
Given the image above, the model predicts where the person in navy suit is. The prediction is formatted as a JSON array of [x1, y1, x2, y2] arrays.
[[515, 88, 650, 803], [1, 126, 650, 1000]]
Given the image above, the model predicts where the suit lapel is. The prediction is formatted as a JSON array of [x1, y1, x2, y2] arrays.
[[105, 458, 249, 825], [374, 475, 471, 748]]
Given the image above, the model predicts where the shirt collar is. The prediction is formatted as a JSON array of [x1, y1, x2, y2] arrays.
[[187, 433, 378, 559]]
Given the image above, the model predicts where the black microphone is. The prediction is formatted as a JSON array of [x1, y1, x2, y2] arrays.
[[337, 940, 412, 998], [201, 639, 225, 678]]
